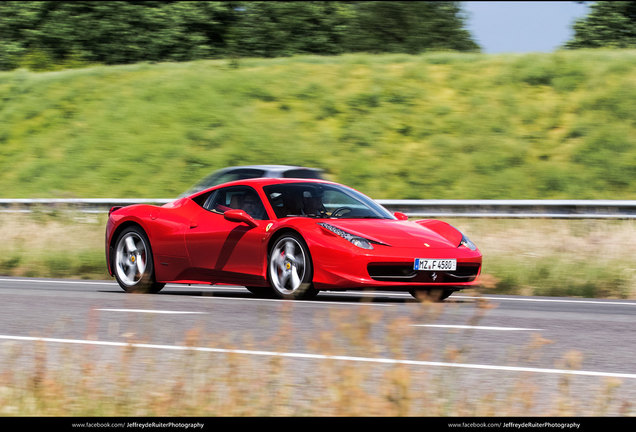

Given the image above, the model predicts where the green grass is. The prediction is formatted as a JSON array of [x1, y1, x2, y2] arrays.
[[0, 50, 635, 199]]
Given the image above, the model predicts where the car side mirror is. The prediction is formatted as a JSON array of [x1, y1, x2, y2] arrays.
[[224, 209, 258, 227], [394, 212, 409, 221]]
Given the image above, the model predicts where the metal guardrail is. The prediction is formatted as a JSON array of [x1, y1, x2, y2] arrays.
[[378, 199, 636, 219], [0, 198, 171, 214], [2, 198, 636, 219]]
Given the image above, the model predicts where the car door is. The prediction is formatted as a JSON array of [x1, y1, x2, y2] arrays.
[[184, 185, 270, 285]]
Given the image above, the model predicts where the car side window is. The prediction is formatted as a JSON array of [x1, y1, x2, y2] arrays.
[[203, 186, 268, 220]]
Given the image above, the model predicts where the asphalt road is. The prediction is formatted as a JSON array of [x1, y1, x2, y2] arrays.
[[1, 276, 635, 415]]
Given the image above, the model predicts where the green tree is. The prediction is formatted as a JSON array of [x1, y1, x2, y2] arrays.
[[0, 1, 45, 69], [0, 1, 480, 70], [565, 1, 636, 49], [227, 1, 355, 58], [0, 1, 239, 69], [344, 1, 480, 53]]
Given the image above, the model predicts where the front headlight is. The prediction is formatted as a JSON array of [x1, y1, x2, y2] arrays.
[[318, 223, 374, 250], [459, 234, 477, 251]]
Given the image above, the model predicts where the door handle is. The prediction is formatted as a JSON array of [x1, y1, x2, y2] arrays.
[[190, 222, 198, 229]]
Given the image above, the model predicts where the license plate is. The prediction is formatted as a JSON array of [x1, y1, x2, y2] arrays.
[[414, 259, 457, 271]]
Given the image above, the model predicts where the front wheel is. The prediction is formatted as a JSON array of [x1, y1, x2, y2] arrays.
[[113, 226, 165, 294], [268, 233, 318, 300]]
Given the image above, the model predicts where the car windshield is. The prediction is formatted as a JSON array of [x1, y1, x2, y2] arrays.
[[263, 183, 395, 220]]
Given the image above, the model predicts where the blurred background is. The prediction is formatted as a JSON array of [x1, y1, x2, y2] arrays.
[[0, 1, 634, 200], [0, 1, 635, 297]]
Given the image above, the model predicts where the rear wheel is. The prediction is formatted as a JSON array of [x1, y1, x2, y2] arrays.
[[409, 287, 453, 302], [113, 226, 164, 294], [267, 233, 318, 300]]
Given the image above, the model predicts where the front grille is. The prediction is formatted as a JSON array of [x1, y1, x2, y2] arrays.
[[368, 263, 480, 283]]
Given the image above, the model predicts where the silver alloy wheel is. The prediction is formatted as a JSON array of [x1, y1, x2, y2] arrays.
[[269, 236, 307, 296], [115, 232, 148, 287]]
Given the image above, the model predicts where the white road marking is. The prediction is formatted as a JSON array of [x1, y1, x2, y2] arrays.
[[0, 278, 116, 286], [1, 333, 636, 380], [455, 295, 636, 306], [0, 278, 220, 289], [95, 308, 206, 315], [1, 278, 635, 306], [412, 324, 543, 331]]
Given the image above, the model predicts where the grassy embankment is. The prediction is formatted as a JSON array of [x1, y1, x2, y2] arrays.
[[1, 50, 635, 298], [0, 50, 635, 199]]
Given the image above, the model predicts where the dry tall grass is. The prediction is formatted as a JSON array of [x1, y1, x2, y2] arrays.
[[0, 211, 107, 279], [2, 212, 635, 299], [0, 299, 632, 417]]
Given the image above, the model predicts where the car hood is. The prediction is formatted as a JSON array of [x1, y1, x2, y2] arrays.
[[321, 219, 462, 249]]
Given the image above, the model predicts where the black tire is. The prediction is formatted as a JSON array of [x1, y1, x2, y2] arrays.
[[267, 233, 318, 300], [409, 287, 453, 302], [113, 226, 165, 294]]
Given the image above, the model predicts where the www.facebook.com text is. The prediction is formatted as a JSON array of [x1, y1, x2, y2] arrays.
[[72, 422, 205, 429], [448, 422, 581, 429]]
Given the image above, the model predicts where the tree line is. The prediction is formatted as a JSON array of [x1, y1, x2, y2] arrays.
[[0, 1, 478, 71], [565, 1, 636, 49], [0, 1, 634, 71]]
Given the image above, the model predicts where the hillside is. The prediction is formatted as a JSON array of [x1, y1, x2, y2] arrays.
[[0, 50, 634, 199]]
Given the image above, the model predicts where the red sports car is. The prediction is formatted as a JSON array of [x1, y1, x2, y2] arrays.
[[106, 178, 482, 301]]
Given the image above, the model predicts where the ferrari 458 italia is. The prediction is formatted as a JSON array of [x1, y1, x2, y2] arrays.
[[106, 178, 482, 301]]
